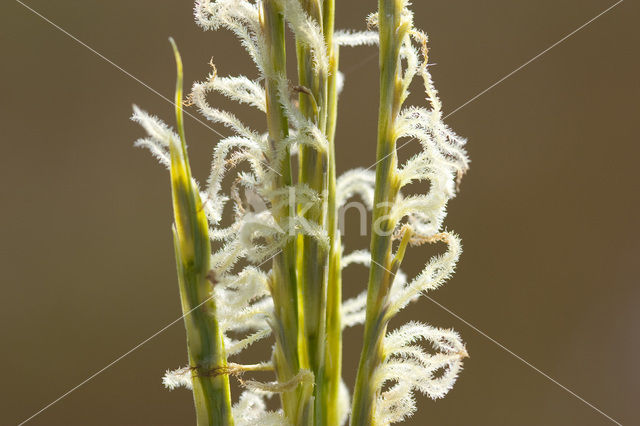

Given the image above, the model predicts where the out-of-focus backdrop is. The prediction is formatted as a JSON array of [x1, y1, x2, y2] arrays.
[[2, 1, 638, 425]]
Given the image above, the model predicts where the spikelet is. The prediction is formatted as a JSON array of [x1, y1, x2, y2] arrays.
[[342, 2, 469, 424], [162, 367, 193, 391], [340, 249, 408, 330], [231, 391, 287, 425], [277, 0, 328, 75], [195, 0, 266, 72], [372, 322, 467, 424]]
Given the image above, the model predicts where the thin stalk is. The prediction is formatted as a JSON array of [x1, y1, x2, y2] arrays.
[[350, 0, 408, 424], [168, 39, 233, 426], [323, 19, 342, 426], [294, 0, 334, 424], [261, 3, 308, 423]]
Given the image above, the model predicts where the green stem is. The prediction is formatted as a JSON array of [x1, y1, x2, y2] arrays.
[[261, 3, 307, 423], [323, 17, 341, 425], [168, 39, 233, 426], [350, 0, 408, 424], [294, 0, 333, 424]]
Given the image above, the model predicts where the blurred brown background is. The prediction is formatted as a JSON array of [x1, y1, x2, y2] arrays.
[[1, 1, 638, 425]]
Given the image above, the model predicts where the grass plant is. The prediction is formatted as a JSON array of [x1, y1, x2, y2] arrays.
[[133, 1, 469, 424]]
